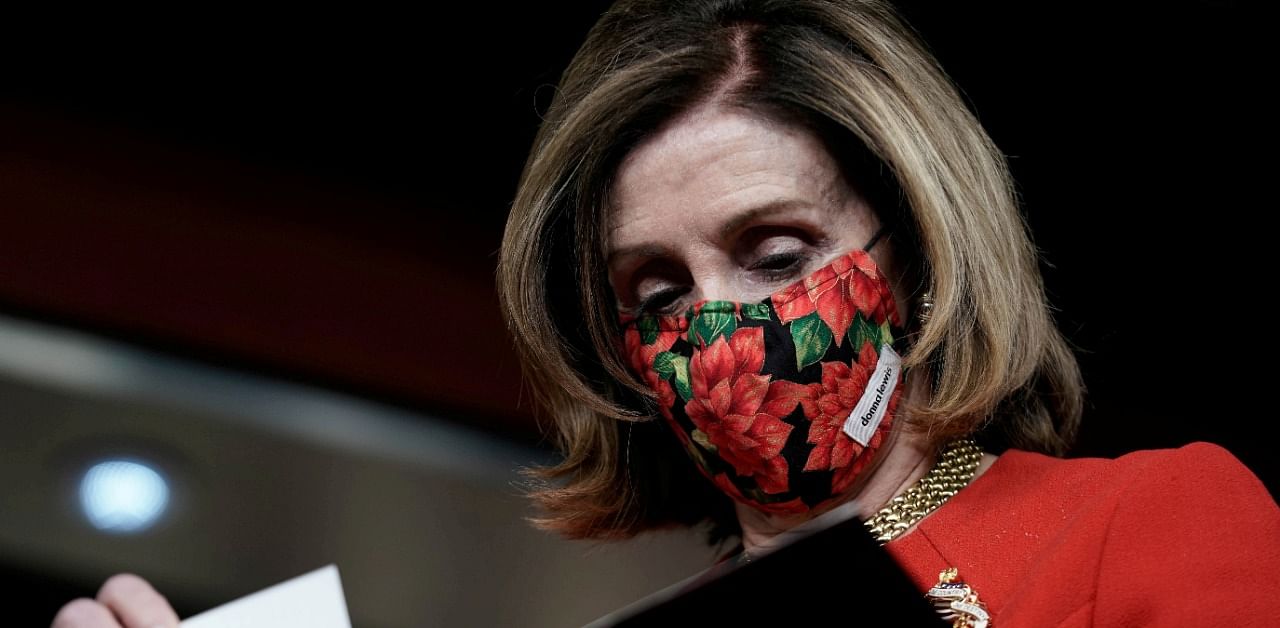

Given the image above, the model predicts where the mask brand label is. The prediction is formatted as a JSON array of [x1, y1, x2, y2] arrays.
[[842, 344, 901, 446]]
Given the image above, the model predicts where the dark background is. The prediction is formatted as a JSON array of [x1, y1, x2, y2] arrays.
[[1, 2, 1265, 623]]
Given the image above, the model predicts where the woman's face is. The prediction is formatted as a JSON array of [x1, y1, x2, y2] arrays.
[[606, 105, 908, 320]]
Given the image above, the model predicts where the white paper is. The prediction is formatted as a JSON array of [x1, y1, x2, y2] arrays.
[[181, 564, 351, 628]]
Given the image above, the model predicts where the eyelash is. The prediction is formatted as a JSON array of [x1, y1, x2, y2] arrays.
[[749, 252, 806, 279], [635, 287, 686, 315], [634, 252, 808, 314]]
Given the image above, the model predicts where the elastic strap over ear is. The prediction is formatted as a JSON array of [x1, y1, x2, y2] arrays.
[[861, 225, 889, 252]]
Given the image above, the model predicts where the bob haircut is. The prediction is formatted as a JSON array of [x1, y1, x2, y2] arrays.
[[498, 0, 1082, 546]]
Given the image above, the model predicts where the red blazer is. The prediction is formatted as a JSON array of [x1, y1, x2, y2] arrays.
[[886, 442, 1280, 627]]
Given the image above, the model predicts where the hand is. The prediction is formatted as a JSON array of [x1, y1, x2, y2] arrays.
[[51, 573, 180, 628]]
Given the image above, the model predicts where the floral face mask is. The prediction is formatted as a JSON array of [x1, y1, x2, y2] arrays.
[[618, 231, 905, 515]]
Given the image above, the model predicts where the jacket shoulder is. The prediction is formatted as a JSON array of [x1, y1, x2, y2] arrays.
[[1089, 441, 1280, 626], [989, 441, 1270, 507]]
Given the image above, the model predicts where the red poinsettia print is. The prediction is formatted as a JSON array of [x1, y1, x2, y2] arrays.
[[617, 244, 905, 516], [621, 320, 680, 410], [684, 326, 807, 494], [800, 342, 899, 495], [622, 319, 679, 373], [848, 251, 896, 325], [644, 365, 678, 415], [772, 249, 897, 343]]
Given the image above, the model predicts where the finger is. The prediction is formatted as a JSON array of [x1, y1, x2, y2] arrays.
[[95, 573, 181, 628], [51, 598, 124, 628]]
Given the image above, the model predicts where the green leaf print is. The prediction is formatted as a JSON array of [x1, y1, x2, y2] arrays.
[[689, 304, 737, 346], [846, 312, 882, 355], [652, 351, 692, 401], [741, 303, 772, 321], [669, 355, 693, 401], [652, 351, 677, 378], [637, 316, 660, 345], [790, 311, 833, 370]]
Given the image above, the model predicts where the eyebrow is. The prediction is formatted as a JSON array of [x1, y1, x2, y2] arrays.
[[715, 199, 810, 241], [606, 199, 811, 265], [605, 243, 670, 265]]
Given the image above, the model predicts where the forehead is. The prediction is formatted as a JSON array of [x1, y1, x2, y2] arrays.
[[606, 106, 847, 255]]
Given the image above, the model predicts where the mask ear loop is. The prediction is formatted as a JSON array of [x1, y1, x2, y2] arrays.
[[861, 224, 889, 252]]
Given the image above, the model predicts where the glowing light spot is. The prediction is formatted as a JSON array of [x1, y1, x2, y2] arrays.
[[79, 459, 169, 533]]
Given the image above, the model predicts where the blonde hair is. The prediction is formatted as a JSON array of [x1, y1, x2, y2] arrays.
[[497, 0, 1082, 544]]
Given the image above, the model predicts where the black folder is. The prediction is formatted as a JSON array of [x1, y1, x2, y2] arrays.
[[584, 503, 946, 627]]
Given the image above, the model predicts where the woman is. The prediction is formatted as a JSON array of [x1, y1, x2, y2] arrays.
[[495, 0, 1280, 625], [53, 1, 1279, 626]]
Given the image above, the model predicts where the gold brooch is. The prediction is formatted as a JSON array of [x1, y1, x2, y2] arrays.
[[925, 568, 991, 628]]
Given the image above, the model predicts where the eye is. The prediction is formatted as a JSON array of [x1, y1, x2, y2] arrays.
[[735, 225, 822, 283], [748, 252, 805, 276], [619, 260, 691, 317], [748, 253, 809, 283], [636, 286, 689, 315]]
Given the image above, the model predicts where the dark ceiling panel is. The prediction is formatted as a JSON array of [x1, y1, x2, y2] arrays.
[[0, 106, 534, 438]]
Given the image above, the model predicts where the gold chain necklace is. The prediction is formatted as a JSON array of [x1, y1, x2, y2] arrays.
[[736, 439, 984, 566], [863, 438, 984, 544]]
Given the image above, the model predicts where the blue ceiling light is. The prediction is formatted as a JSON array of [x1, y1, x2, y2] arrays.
[[79, 459, 170, 533]]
